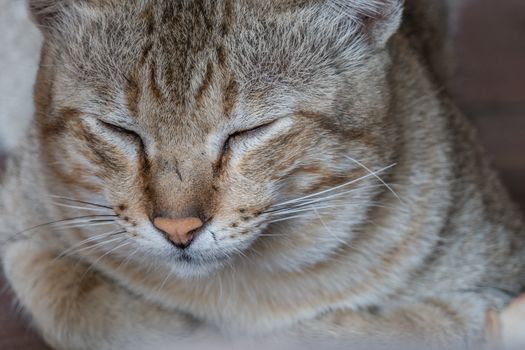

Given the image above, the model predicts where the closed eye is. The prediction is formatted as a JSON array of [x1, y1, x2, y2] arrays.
[[222, 121, 275, 156], [98, 120, 145, 147]]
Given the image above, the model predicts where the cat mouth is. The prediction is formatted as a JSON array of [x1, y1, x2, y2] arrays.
[[176, 251, 229, 265], [171, 251, 231, 277], [178, 252, 194, 263]]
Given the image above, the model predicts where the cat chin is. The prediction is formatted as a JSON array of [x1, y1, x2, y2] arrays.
[[168, 254, 229, 279]]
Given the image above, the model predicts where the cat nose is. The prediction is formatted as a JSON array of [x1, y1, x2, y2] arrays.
[[153, 217, 203, 249]]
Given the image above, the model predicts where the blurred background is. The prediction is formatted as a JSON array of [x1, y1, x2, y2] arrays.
[[0, 0, 524, 348], [453, 0, 525, 212]]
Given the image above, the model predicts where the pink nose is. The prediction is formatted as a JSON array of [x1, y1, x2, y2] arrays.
[[153, 217, 203, 248]]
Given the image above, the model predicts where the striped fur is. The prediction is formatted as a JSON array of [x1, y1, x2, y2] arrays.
[[1, 1, 523, 349]]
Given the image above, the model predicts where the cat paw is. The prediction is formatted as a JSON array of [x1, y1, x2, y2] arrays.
[[500, 294, 525, 348]]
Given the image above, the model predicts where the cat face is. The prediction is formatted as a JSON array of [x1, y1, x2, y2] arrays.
[[33, 0, 402, 277]]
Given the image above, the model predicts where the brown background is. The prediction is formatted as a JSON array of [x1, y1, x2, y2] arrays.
[[1, 0, 524, 348]]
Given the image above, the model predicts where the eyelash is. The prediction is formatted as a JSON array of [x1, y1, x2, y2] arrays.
[[99, 119, 274, 158], [222, 121, 275, 156], [99, 120, 145, 148]]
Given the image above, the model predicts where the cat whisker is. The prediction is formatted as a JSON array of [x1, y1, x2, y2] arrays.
[[258, 233, 289, 237], [269, 200, 395, 217], [344, 155, 402, 203], [24, 220, 118, 236], [232, 247, 249, 260], [0, 215, 119, 246], [265, 183, 384, 215], [50, 220, 118, 231], [266, 201, 396, 227], [18, 215, 118, 233], [80, 240, 132, 281], [55, 230, 127, 260], [268, 214, 312, 224], [269, 204, 352, 217], [281, 183, 388, 210], [156, 267, 175, 294], [51, 201, 113, 213], [114, 246, 141, 273], [267, 194, 364, 216], [48, 195, 113, 210], [65, 234, 128, 257], [315, 209, 357, 248], [271, 163, 396, 208]]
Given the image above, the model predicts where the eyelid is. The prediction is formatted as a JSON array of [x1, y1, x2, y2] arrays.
[[98, 119, 137, 135], [230, 120, 276, 140], [97, 119, 145, 149], [221, 120, 276, 157]]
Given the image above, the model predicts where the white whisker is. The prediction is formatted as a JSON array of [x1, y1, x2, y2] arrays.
[[270, 204, 350, 217], [156, 268, 174, 294], [51, 201, 113, 213], [265, 185, 383, 214], [270, 200, 394, 217], [80, 240, 132, 280], [268, 214, 312, 224], [267, 184, 384, 214], [51, 220, 117, 230], [114, 246, 141, 272], [56, 230, 127, 260], [272, 163, 396, 208], [258, 233, 288, 237], [67, 235, 128, 256], [288, 183, 385, 208], [344, 156, 402, 202], [47, 195, 113, 209]]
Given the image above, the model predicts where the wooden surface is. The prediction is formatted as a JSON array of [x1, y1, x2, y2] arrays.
[[1, 1, 524, 348]]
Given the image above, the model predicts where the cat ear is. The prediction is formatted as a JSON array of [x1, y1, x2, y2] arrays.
[[330, 0, 403, 47], [27, 0, 67, 28]]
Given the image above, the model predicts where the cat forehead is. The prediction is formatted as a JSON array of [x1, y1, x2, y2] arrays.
[[48, 0, 380, 130], [48, 5, 339, 114], [53, 0, 368, 85]]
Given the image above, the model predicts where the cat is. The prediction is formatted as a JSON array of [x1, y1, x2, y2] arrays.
[[1, 0, 524, 349]]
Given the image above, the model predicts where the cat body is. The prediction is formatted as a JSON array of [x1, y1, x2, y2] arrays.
[[1, 1, 524, 349]]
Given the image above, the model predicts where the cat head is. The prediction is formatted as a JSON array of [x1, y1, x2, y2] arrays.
[[30, 0, 402, 277]]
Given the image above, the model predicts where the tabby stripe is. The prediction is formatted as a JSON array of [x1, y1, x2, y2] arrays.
[[149, 64, 163, 102], [195, 61, 215, 107], [222, 77, 239, 118]]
